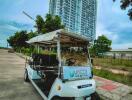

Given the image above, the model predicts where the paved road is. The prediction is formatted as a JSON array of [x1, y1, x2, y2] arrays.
[[0, 49, 42, 100]]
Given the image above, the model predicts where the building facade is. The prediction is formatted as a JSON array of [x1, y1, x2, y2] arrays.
[[49, 0, 97, 41], [105, 49, 132, 59]]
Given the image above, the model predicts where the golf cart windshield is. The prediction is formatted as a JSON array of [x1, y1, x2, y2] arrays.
[[61, 47, 90, 66], [61, 46, 92, 81]]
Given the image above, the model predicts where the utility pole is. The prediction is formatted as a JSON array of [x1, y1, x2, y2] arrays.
[[23, 11, 40, 53], [22, 11, 36, 32], [22, 11, 35, 22]]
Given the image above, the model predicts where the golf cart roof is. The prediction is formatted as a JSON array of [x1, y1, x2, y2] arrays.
[[27, 29, 90, 46]]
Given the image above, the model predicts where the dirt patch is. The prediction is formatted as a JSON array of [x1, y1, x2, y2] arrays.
[[94, 66, 130, 75]]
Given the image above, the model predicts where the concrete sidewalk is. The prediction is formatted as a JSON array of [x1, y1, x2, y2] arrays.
[[94, 76, 132, 100]]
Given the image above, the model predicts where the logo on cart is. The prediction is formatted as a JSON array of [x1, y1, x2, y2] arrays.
[[70, 69, 88, 78]]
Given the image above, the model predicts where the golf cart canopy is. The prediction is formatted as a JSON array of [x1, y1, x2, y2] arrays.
[[27, 29, 90, 46]]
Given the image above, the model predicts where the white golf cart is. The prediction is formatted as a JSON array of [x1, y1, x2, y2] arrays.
[[24, 29, 96, 100]]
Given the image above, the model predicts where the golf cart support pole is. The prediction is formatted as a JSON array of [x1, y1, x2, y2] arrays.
[[35, 44, 40, 54], [87, 45, 92, 66], [57, 33, 61, 76], [37, 45, 40, 54]]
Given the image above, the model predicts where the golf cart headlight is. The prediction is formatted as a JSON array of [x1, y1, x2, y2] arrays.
[[57, 85, 61, 91]]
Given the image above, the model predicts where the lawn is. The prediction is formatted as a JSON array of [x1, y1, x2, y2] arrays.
[[93, 68, 132, 86], [93, 57, 132, 72]]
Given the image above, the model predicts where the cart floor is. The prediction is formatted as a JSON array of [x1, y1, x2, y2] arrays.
[[33, 79, 52, 97]]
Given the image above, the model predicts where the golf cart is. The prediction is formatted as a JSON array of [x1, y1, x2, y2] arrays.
[[24, 29, 96, 100]]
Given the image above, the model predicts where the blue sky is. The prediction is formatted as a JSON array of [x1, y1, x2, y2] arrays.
[[0, 0, 132, 49]]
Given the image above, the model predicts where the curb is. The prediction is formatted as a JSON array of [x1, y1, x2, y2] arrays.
[[15, 52, 27, 60]]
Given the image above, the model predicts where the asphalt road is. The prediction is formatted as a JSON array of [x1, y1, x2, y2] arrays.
[[0, 49, 42, 100]]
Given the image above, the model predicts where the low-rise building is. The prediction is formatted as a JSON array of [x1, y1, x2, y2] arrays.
[[105, 49, 132, 59]]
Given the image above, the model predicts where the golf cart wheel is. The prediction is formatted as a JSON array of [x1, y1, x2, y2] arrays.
[[24, 69, 29, 82], [91, 92, 101, 100], [52, 96, 61, 100], [52, 97, 74, 100]]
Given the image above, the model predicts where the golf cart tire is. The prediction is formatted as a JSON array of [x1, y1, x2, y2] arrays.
[[51, 96, 61, 100], [52, 97, 75, 100], [91, 92, 101, 100], [24, 69, 29, 82]]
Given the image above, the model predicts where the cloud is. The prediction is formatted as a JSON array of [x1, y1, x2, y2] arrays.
[[96, 21, 132, 49], [0, 25, 19, 31], [97, 0, 132, 49], [0, 0, 49, 23], [96, 22, 132, 49], [0, 20, 33, 47], [112, 43, 132, 49], [0, 29, 15, 47], [0, 0, 49, 47], [0, 20, 33, 31], [96, 23, 119, 42]]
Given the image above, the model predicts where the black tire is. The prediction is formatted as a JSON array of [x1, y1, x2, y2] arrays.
[[52, 97, 74, 100], [51, 96, 61, 100], [91, 92, 101, 100], [24, 69, 29, 82]]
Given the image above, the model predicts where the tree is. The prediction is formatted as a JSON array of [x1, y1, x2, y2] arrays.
[[113, 0, 132, 20], [7, 14, 65, 52], [28, 30, 37, 39], [35, 14, 64, 34], [90, 35, 112, 57], [7, 30, 29, 50], [44, 14, 65, 33], [35, 15, 45, 33], [7, 35, 16, 48]]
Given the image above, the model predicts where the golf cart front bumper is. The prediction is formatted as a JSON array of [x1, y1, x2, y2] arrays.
[[61, 79, 96, 97], [50, 78, 96, 98]]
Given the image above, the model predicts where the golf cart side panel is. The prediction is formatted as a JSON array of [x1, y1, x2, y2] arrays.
[[27, 66, 41, 79]]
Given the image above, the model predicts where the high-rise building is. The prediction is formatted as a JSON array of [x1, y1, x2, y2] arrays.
[[49, 0, 97, 41]]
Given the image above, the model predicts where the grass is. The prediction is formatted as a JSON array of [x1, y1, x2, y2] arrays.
[[93, 68, 132, 86], [93, 58, 132, 72]]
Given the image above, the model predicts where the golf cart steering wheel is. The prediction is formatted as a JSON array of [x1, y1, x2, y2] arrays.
[[66, 58, 76, 66]]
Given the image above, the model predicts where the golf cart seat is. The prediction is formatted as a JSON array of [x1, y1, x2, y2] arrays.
[[31, 54, 58, 66], [31, 54, 58, 72]]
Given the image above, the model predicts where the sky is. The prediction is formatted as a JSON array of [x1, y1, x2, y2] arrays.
[[0, 0, 132, 49]]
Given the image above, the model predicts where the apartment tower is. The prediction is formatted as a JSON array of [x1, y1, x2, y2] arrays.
[[49, 0, 97, 41]]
